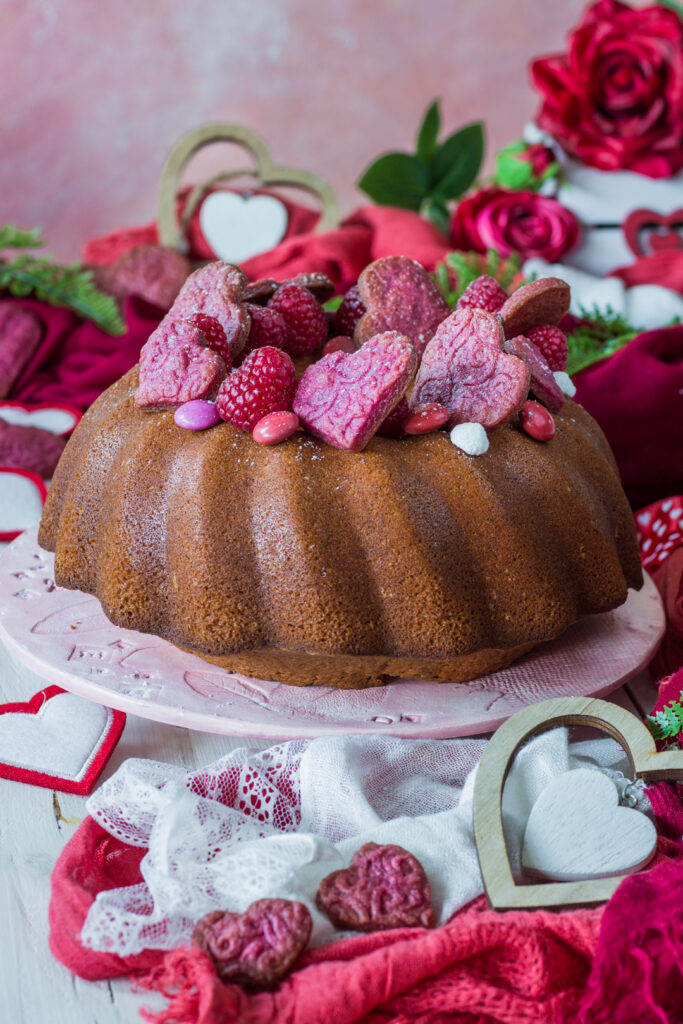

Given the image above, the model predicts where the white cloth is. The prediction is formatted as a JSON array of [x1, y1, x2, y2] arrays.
[[81, 730, 647, 955]]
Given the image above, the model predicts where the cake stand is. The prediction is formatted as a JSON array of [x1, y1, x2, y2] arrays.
[[0, 527, 665, 740]]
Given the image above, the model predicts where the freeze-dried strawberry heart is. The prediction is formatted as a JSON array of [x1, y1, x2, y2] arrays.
[[293, 332, 417, 451], [169, 261, 250, 359], [135, 321, 226, 409], [503, 335, 565, 413], [499, 277, 570, 339], [192, 898, 312, 990], [316, 842, 435, 932], [412, 308, 530, 429], [355, 256, 450, 355]]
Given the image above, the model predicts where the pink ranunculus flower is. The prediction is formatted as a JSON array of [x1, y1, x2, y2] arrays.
[[450, 187, 580, 263], [531, 0, 683, 178]]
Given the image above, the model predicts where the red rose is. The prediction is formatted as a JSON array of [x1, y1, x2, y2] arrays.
[[451, 188, 580, 263], [532, 0, 683, 178]]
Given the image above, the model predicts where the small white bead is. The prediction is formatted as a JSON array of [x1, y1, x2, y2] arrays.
[[450, 422, 489, 456], [554, 371, 576, 398]]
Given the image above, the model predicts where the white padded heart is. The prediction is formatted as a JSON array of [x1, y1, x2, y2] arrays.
[[0, 406, 78, 434], [522, 768, 657, 881], [0, 471, 44, 534], [199, 192, 287, 263], [0, 692, 112, 781]]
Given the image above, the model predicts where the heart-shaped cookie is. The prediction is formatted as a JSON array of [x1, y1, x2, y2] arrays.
[[623, 208, 683, 257], [355, 256, 451, 355], [293, 331, 417, 451], [473, 696, 683, 910], [499, 278, 570, 339], [0, 685, 125, 794], [199, 192, 288, 264], [412, 308, 530, 429], [316, 842, 435, 931], [192, 898, 312, 990], [522, 768, 657, 881], [135, 320, 226, 410], [168, 262, 251, 360]]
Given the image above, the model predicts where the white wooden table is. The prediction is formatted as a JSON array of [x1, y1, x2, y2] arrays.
[[0, 632, 659, 1023]]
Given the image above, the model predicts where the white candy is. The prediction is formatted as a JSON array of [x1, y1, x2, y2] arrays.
[[554, 371, 576, 398], [450, 422, 489, 456]]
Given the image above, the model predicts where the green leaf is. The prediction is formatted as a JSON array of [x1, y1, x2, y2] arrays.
[[323, 295, 344, 312], [0, 224, 43, 251], [420, 196, 451, 237], [416, 99, 441, 166], [438, 248, 524, 305], [647, 697, 683, 741], [357, 152, 431, 211], [658, 0, 683, 19], [565, 305, 641, 376], [431, 123, 484, 201]]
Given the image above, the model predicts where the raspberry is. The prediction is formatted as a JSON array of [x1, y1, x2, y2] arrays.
[[456, 276, 507, 314], [185, 314, 232, 371], [334, 285, 366, 337], [526, 325, 568, 372], [268, 283, 328, 356], [240, 303, 289, 361], [216, 346, 297, 431]]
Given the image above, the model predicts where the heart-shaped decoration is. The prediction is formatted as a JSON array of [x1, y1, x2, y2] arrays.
[[0, 466, 47, 542], [473, 696, 683, 910], [293, 331, 417, 451], [199, 192, 288, 264], [355, 256, 451, 355], [0, 685, 125, 794], [623, 208, 683, 257], [135, 320, 227, 410], [411, 308, 530, 429], [316, 842, 435, 931], [521, 768, 657, 881], [0, 403, 82, 436], [499, 278, 570, 339], [192, 898, 312, 990]]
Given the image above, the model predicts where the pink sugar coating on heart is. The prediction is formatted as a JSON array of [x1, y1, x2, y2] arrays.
[[192, 898, 312, 989], [412, 308, 530, 430], [355, 257, 450, 355], [316, 842, 435, 932], [136, 320, 226, 409], [503, 335, 565, 413], [293, 331, 417, 451], [169, 262, 250, 359], [0, 304, 44, 400]]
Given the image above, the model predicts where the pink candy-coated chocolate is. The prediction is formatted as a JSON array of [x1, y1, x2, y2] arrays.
[[293, 331, 417, 451], [192, 898, 312, 990], [403, 403, 450, 435], [412, 308, 530, 429], [520, 400, 556, 441], [503, 335, 565, 413], [174, 399, 221, 431], [316, 842, 435, 932], [135, 320, 226, 410], [355, 257, 450, 355], [252, 410, 300, 445], [322, 335, 356, 356], [169, 262, 250, 359]]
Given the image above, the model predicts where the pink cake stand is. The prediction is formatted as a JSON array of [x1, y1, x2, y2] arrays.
[[0, 528, 665, 740]]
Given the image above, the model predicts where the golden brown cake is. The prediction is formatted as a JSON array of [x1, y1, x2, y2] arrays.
[[38, 365, 642, 688]]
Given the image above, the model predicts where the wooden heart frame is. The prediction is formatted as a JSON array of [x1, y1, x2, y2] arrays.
[[623, 208, 683, 257], [157, 122, 341, 254], [473, 696, 683, 911]]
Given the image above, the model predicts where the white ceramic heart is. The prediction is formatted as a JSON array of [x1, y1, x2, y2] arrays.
[[199, 192, 288, 263], [521, 768, 657, 882], [0, 404, 80, 435], [0, 469, 47, 540]]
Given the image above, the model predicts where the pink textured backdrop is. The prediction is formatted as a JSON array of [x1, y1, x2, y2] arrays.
[[0, 0, 588, 261]]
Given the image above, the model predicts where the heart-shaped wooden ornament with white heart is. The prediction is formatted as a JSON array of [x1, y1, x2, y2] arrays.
[[199, 192, 288, 264], [473, 696, 683, 910], [0, 685, 125, 794]]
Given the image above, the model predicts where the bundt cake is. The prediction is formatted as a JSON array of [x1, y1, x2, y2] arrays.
[[38, 259, 643, 689]]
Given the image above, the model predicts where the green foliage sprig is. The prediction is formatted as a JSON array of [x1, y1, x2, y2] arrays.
[[0, 225, 125, 335], [358, 100, 484, 235], [565, 306, 641, 376], [433, 248, 524, 305], [647, 698, 683, 742]]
